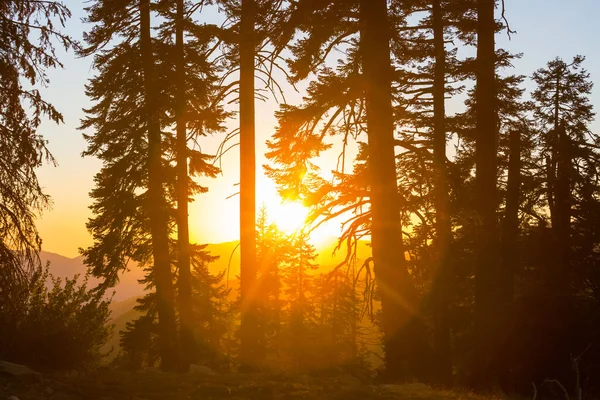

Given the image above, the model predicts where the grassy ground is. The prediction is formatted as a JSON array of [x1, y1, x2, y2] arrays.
[[0, 369, 500, 400]]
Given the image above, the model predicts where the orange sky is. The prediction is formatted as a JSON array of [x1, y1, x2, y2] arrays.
[[34, 0, 600, 258]]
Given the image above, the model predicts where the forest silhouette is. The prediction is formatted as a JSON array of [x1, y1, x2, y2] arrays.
[[1, 0, 600, 398]]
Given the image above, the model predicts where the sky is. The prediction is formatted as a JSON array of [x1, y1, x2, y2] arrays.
[[35, 0, 600, 258]]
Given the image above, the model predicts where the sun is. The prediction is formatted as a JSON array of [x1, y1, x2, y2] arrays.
[[255, 179, 339, 243], [268, 200, 309, 234]]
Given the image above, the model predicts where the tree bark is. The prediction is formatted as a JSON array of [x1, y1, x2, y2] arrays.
[[359, 0, 428, 381], [431, 0, 452, 386], [239, 0, 259, 369], [473, 0, 502, 387], [554, 123, 571, 293], [551, 68, 570, 295], [547, 69, 562, 226], [498, 129, 520, 388], [139, 0, 178, 371], [175, 0, 193, 371], [501, 129, 520, 301]]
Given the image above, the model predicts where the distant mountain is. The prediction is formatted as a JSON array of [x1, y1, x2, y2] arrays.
[[109, 296, 141, 320], [41, 251, 146, 302], [40, 251, 87, 279]]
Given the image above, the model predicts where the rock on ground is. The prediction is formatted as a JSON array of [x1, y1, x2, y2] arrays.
[[188, 364, 218, 376], [0, 361, 40, 378]]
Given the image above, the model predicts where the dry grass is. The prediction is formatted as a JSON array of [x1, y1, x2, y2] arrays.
[[0, 369, 502, 400]]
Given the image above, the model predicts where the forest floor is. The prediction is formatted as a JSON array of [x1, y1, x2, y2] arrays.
[[0, 369, 499, 400]]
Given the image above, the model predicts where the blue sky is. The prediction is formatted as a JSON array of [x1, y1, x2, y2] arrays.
[[35, 0, 600, 257]]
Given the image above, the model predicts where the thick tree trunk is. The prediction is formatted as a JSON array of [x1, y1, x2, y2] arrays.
[[139, 0, 178, 371], [239, 0, 259, 369], [175, 0, 193, 371], [473, 0, 502, 387], [359, 0, 428, 382], [431, 0, 452, 386]]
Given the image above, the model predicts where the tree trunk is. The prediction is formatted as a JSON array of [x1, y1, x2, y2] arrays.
[[551, 68, 570, 295], [499, 129, 520, 388], [431, 0, 452, 386], [554, 123, 571, 293], [501, 129, 520, 301], [175, 0, 193, 371], [239, 0, 259, 369], [547, 70, 562, 226], [473, 0, 502, 387], [139, 0, 178, 372], [359, 0, 428, 382]]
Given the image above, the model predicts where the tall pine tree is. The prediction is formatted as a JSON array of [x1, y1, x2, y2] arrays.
[[0, 0, 73, 288], [80, 0, 225, 370]]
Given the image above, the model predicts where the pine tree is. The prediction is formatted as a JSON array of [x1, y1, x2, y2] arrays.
[[155, 0, 228, 371], [472, 0, 502, 387], [140, 0, 179, 371], [312, 268, 366, 374], [265, 0, 436, 380], [253, 207, 286, 366], [120, 314, 158, 370], [448, 63, 541, 386], [119, 259, 163, 370], [79, 0, 177, 369], [173, 0, 194, 369], [280, 231, 318, 370], [120, 244, 230, 370], [431, 0, 452, 384], [189, 244, 232, 368], [514, 55, 600, 384], [531, 56, 595, 296], [207, 0, 292, 367], [238, 0, 259, 369], [360, 0, 426, 381], [387, 1, 480, 383], [80, 0, 225, 370], [0, 0, 73, 288]]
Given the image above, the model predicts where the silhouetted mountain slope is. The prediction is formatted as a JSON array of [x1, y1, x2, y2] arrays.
[[103, 296, 144, 362], [41, 251, 145, 301]]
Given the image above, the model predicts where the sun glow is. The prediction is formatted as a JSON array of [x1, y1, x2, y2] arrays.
[[268, 200, 309, 235], [191, 177, 341, 246], [255, 179, 340, 244], [264, 199, 340, 246]]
